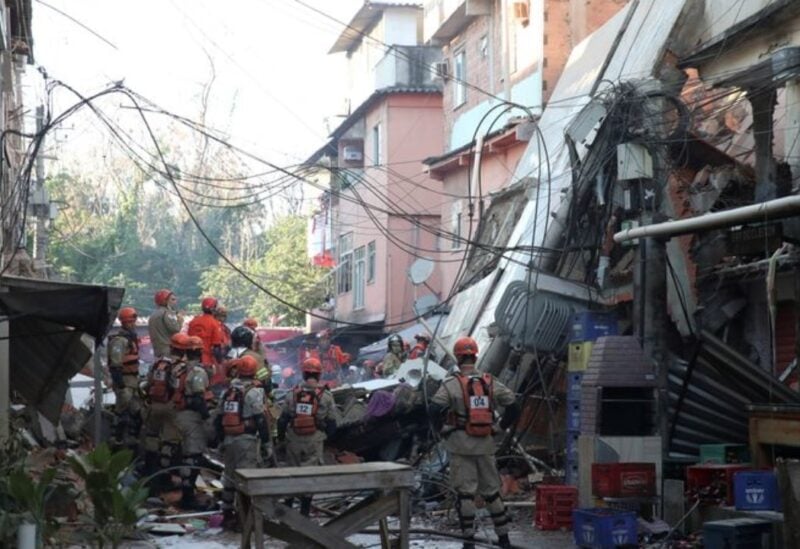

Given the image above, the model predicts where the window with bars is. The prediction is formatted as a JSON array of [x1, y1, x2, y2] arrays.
[[353, 245, 366, 309], [337, 232, 353, 294]]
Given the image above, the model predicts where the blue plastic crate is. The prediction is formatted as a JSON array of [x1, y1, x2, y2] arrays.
[[567, 372, 584, 400], [704, 518, 772, 549], [567, 400, 581, 431], [566, 431, 579, 460], [570, 311, 619, 343], [573, 508, 637, 548], [734, 471, 780, 511], [566, 462, 579, 485]]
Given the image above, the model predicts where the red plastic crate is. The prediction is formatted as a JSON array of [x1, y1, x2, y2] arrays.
[[686, 464, 751, 505], [535, 484, 579, 530], [591, 463, 656, 498]]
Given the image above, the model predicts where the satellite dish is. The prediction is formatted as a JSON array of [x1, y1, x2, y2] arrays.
[[408, 258, 435, 286]]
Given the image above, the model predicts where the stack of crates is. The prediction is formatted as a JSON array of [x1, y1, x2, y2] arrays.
[[535, 484, 578, 530], [565, 311, 618, 485], [572, 508, 638, 548]]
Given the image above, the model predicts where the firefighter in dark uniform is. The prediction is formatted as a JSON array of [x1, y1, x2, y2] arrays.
[[430, 336, 520, 549], [107, 307, 142, 450], [215, 355, 272, 528], [277, 358, 338, 516], [141, 333, 187, 486], [175, 335, 214, 509]]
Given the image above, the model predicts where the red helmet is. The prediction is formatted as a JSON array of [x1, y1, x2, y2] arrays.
[[201, 297, 218, 312], [118, 307, 137, 324], [302, 358, 322, 375], [170, 333, 190, 351], [243, 318, 258, 330], [453, 336, 479, 358], [186, 336, 204, 351], [154, 289, 173, 307], [237, 355, 259, 377]]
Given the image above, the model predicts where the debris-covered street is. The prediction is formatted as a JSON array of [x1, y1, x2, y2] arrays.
[[3, 0, 800, 548]]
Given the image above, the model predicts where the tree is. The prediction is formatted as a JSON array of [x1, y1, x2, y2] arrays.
[[201, 215, 327, 325]]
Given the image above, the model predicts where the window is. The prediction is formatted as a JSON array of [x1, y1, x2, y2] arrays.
[[372, 123, 382, 166], [353, 245, 366, 309], [451, 201, 463, 249], [453, 49, 466, 107], [367, 240, 376, 284], [337, 233, 353, 294]]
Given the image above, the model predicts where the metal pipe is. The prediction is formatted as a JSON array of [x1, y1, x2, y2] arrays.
[[614, 195, 800, 243]]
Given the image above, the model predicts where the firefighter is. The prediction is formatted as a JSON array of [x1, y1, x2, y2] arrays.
[[107, 307, 142, 450], [409, 333, 432, 359], [175, 335, 214, 510], [215, 355, 272, 528], [379, 333, 405, 377], [430, 336, 520, 549], [299, 330, 350, 386], [148, 289, 184, 359], [142, 332, 187, 488], [188, 296, 226, 385], [243, 317, 259, 330], [276, 358, 338, 516], [215, 305, 232, 357]]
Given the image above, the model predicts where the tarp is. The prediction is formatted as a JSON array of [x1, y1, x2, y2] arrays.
[[2, 276, 124, 423]]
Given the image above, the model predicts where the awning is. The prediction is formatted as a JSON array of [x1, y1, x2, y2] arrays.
[[1, 275, 124, 423]]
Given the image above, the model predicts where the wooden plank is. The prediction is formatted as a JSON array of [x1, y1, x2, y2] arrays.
[[237, 462, 411, 480], [239, 495, 253, 549], [257, 497, 357, 549], [239, 470, 416, 497], [324, 493, 398, 538], [398, 489, 410, 549]]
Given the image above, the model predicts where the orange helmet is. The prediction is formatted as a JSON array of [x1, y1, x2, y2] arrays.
[[154, 289, 173, 307], [118, 307, 137, 324], [186, 336, 204, 351], [237, 355, 259, 377], [170, 333, 190, 351], [453, 336, 478, 358], [302, 358, 322, 375], [243, 318, 258, 330]]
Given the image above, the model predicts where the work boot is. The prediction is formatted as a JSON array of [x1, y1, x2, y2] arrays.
[[497, 533, 512, 549]]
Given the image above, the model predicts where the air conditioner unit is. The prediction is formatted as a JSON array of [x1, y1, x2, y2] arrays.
[[343, 146, 362, 162], [433, 60, 449, 80]]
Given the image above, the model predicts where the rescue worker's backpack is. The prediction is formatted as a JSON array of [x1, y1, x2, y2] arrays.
[[109, 330, 140, 374], [292, 387, 323, 436], [170, 362, 189, 410], [458, 373, 494, 437], [148, 358, 173, 403], [221, 384, 255, 436]]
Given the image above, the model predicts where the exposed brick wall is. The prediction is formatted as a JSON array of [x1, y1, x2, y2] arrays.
[[543, 0, 627, 102]]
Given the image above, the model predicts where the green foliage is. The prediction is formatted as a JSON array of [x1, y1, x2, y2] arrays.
[[201, 215, 328, 325], [67, 443, 149, 549]]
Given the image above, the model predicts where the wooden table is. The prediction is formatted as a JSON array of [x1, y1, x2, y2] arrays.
[[235, 462, 415, 549]]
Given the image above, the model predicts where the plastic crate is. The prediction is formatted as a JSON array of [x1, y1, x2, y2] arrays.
[[570, 311, 619, 343], [592, 463, 656, 498], [573, 508, 637, 548], [567, 372, 584, 400], [567, 400, 581, 431], [699, 443, 750, 464], [535, 484, 578, 530], [703, 518, 772, 549], [566, 462, 579, 486], [686, 464, 751, 505], [734, 470, 780, 511], [568, 341, 594, 372]]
